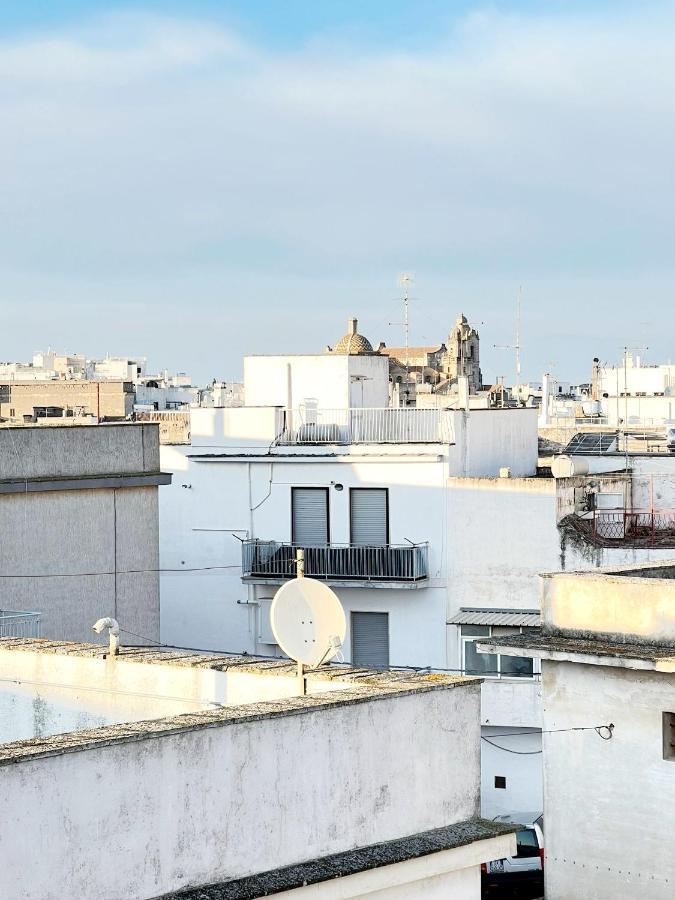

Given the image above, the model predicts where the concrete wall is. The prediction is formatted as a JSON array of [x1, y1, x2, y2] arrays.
[[0, 486, 160, 642], [542, 661, 675, 899], [449, 409, 538, 477], [0, 425, 163, 643], [0, 423, 160, 479], [541, 565, 675, 643], [243, 355, 390, 410], [0, 683, 482, 899], [481, 725, 543, 818], [0, 380, 133, 420]]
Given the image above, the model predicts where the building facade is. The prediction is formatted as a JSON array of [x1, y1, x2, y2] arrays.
[[0, 424, 169, 642]]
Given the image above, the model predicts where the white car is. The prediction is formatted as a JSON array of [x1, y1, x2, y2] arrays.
[[482, 812, 544, 893]]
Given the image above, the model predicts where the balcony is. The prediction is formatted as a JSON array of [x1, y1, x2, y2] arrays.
[[275, 408, 454, 445], [570, 510, 675, 548], [242, 540, 429, 588]]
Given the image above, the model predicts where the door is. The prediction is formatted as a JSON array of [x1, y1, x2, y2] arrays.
[[350, 488, 388, 546], [351, 611, 389, 667], [291, 487, 329, 546]]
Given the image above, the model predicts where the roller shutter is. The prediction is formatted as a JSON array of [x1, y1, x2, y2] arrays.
[[292, 488, 329, 546], [350, 489, 388, 545], [351, 611, 389, 667]]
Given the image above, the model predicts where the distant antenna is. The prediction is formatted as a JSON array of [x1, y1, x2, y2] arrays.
[[494, 287, 522, 383], [388, 273, 415, 372], [271, 571, 346, 695]]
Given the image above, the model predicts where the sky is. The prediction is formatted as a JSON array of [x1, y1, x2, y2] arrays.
[[1, 0, 673, 384]]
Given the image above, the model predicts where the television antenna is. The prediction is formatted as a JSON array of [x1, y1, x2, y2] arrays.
[[388, 272, 415, 371], [494, 287, 522, 383], [271, 561, 346, 695]]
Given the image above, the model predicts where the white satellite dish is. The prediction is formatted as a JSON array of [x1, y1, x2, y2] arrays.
[[271, 577, 346, 672]]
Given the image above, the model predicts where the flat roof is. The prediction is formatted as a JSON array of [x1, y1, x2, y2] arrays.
[[157, 818, 516, 899], [478, 632, 675, 672], [0, 639, 479, 766]]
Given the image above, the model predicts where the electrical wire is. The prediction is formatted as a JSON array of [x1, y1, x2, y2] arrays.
[[481, 736, 542, 755], [0, 564, 242, 579]]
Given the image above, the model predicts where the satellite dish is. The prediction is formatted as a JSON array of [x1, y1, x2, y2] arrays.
[[271, 577, 346, 669]]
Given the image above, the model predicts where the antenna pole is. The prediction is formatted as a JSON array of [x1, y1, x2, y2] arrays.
[[296, 547, 305, 578], [516, 287, 522, 381], [399, 273, 413, 372]]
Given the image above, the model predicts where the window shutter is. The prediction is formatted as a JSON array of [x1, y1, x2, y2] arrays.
[[292, 488, 329, 546], [351, 611, 389, 667], [350, 489, 388, 545]]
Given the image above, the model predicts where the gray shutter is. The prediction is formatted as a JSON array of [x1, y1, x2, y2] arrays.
[[292, 488, 328, 546], [351, 611, 389, 668], [350, 489, 388, 545]]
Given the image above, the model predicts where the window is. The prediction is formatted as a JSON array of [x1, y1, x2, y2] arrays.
[[291, 488, 329, 546], [494, 776, 506, 789], [663, 712, 675, 760], [350, 488, 388, 546], [515, 829, 540, 858], [461, 625, 536, 678], [352, 611, 389, 668], [0, 385, 9, 404]]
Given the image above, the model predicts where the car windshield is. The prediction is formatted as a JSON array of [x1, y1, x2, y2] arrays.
[[516, 828, 540, 858]]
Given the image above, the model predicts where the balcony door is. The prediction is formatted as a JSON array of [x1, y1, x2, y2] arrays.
[[350, 488, 389, 546], [292, 487, 329, 546]]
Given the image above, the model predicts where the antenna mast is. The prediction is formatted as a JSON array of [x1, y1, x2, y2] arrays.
[[399, 272, 414, 371], [494, 287, 523, 384]]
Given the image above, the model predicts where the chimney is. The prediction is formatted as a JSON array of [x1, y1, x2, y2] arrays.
[[348, 317, 358, 335]]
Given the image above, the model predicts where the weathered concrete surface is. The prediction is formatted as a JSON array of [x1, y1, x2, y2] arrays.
[[157, 819, 517, 899], [0, 423, 160, 479], [542, 661, 675, 900], [0, 425, 164, 643], [0, 641, 484, 900]]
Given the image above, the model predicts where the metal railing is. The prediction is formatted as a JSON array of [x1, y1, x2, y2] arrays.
[[242, 540, 429, 582], [275, 408, 455, 445], [0, 610, 41, 638], [590, 510, 675, 544]]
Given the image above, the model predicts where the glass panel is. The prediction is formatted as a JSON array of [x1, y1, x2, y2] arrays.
[[464, 640, 498, 676], [500, 654, 534, 678], [460, 625, 490, 637], [515, 829, 540, 858]]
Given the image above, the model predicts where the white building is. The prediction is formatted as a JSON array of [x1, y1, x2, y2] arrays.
[[0, 637, 515, 899], [479, 560, 675, 899]]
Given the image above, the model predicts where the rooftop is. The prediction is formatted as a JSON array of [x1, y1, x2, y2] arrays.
[[0, 637, 475, 764], [159, 819, 516, 900]]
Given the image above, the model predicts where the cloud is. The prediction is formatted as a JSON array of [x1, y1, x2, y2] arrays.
[[0, 7, 673, 378]]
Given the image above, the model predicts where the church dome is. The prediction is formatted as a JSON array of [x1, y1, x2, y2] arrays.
[[333, 317, 374, 354]]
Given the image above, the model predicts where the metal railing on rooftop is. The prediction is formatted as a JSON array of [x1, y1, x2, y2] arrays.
[[0, 610, 41, 638], [242, 540, 429, 583], [275, 407, 455, 445]]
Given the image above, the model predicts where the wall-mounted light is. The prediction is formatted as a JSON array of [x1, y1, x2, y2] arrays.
[[333, 483, 344, 491]]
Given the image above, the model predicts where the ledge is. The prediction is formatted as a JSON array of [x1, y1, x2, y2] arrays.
[[155, 819, 517, 899], [0, 471, 172, 494], [478, 632, 675, 672]]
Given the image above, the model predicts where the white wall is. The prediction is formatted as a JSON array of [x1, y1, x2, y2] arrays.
[[542, 661, 675, 899], [449, 409, 538, 477], [481, 726, 543, 818], [243, 355, 390, 410], [159, 448, 449, 663], [0, 683, 482, 899]]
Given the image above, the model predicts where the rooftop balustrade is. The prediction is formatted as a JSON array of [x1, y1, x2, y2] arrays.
[[274, 407, 454, 445]]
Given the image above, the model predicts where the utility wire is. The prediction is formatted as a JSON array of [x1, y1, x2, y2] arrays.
[[0, 565, 242, 579]]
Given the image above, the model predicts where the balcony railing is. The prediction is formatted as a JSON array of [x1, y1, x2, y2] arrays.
[[242, 540, 429, 583], [275, 408, 455, 445], [0, 610, 41, 638], [572, 510, 675, 547]]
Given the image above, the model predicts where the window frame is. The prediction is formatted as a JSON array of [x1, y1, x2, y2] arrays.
[[460, 625, 539, 679]]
